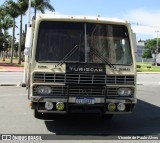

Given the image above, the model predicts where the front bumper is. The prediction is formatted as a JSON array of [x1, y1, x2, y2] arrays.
[[31, 96, 136, 114], [30, 84, 136, 114]]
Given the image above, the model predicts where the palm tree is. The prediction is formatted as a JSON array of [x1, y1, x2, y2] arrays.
[[32, 0, 55, 18], [4, 0, 19, 63], [2, 30, 11, 61], [0, 16, 13, 61], [11, 0, 28, 64], [0, 5, 5, 55], [0, 16, 13, 33]]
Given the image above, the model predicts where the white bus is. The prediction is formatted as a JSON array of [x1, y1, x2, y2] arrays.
[[25, 14, 137, 119]]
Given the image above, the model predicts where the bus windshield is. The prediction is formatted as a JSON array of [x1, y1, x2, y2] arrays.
[[36, 21, 132, 65]]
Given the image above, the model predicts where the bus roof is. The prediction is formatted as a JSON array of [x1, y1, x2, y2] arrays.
[[36, 14, 129, 24]]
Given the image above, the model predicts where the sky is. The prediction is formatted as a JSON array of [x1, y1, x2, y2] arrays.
[[1, 0, 160, 41]]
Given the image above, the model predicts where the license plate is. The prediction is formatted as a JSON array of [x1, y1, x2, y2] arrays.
[[75, 98, 95, 104]]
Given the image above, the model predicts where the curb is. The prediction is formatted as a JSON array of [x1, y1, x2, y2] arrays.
[[137, 72, 160, 74], [0, 84, 20, 86], [0, 71, 23, 72], [0, 83, 27, 87]]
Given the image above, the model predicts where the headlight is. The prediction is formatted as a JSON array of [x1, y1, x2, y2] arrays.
[[118, 88, 131, 96], [36, 86, 52, 95]]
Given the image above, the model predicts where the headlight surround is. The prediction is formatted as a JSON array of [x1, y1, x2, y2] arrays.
[[36, 86, 52, 95], [118, 88, 131, 96]]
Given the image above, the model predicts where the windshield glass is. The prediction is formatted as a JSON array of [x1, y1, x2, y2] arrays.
[[36, 21, 132, 65]]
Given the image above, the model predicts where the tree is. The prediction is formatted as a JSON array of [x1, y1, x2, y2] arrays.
[[0, 30, 11, 61], [143, 38, 160, 58], [0, 15, 13, 61], [4, 0, 19, 63], [32, 0, 55, 18], [11, 0, 28, 64], [0, 5, 5, 52]]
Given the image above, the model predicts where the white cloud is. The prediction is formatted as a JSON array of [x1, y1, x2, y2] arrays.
[[124, 9, 160, 39]]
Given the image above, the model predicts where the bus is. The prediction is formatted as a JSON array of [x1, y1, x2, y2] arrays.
[[25, 14, 137, 119]]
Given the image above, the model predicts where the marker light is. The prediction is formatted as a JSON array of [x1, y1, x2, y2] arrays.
[[29, 102, 32, 107]]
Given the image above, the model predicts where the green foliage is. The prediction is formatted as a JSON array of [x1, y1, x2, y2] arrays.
[[14, 42, 18, 52], [4, 0, 19, 19], [0, 16, 13, 30], [0, 5, 6, 19], [147, 66, 151, 70], [12, 31, 25, 53], [136, 62, 160, 72], [143, 49, 152, 58], [0, 44, 3, 51], [0, 0, 55, 63], [32, 0, 55, 17], [136, 65, 141, 68], [13, 0, 28, 15], [143, 38, 160, 58], [0, 14, 13, 51]]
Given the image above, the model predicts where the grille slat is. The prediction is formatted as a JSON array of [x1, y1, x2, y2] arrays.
[[33, 86, 134, 97], [33, 73, 135, 85], [33, 86, 106, 96]]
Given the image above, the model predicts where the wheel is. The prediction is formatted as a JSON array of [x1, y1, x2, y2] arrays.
[[34, 109, 43, 119], [102, 114, 114, 119]]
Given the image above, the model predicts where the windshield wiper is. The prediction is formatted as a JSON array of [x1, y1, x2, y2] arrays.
[[90, 48, 115, 68], [55, 45, 79, 67]]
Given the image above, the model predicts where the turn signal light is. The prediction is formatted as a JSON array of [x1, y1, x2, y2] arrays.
[[29, 102, 32, 107]]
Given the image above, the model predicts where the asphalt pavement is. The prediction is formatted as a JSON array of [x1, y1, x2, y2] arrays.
[[0, 63, 160, 142], [0, 83, 160, 141], [0, 61, 24, 86], [0, 72, 23, 86]]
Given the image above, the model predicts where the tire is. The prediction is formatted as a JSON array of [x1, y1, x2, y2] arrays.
[[34, 109, 43, 119]]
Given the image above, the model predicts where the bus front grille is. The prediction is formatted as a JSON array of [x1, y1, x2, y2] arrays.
[[33, 86, 134, 97], [33, 73, 135, 85]]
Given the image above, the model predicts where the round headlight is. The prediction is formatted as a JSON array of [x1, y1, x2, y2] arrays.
[[118, 88, 131, 96], [36, 86, 52, 95], [56, 102, 65, 111], [45, 101, 53, 110], [108, 103, 116, 112], [117, 103, 126, 111]]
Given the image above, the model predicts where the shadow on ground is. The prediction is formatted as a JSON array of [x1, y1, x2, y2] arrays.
[[44, 99, 160, 136]]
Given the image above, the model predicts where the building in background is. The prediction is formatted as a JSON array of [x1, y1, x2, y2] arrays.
[[136, 40, 154, 62]]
